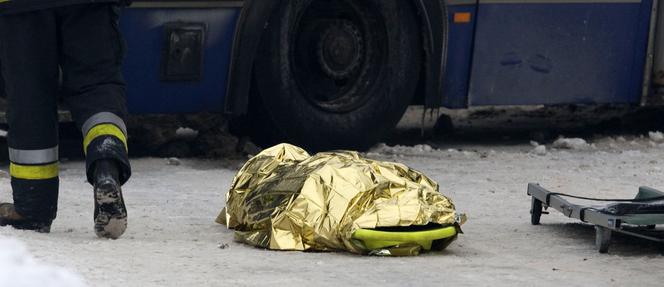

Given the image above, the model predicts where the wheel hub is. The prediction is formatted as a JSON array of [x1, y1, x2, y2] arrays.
[[317, 20, 364, 80]]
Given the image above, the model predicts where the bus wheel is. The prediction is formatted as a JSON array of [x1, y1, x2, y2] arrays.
[[252, 0, 421, 152]]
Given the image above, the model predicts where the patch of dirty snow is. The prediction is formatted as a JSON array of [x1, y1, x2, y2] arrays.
[[621, 150, 643, 157], [649, 131, 664, 143], [530, 145, 547, 156], [0, 237, 87, 287], [552, 137, 593, 150], [369, 143, 438, 155], [175, 127, 199, 138], [167, 157, 182, 166]]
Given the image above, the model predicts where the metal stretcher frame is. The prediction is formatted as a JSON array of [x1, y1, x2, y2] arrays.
[[527, 183, 664, 253]]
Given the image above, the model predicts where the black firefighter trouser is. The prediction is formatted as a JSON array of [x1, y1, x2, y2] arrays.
[[0, 4, 131, 223]]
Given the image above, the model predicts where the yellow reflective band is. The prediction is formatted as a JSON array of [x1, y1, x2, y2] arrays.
[[83, 124, 128, 155], [10, 163, 59, 180]]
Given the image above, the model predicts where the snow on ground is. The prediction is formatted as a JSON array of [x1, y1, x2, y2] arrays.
[[368, 143, 439, 155], [1, 134, 664, 286], [551, 137, 593, 150], [0, 237, 88, 287], [650, 131, 664, 143]]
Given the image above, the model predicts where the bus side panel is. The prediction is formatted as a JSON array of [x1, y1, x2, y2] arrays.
[[443, 3, 478, 109], [121, 8, 240, 114], [468, 1, 652, 106]]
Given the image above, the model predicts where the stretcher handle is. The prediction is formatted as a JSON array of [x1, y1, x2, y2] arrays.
[[546, 193, 664, 203]]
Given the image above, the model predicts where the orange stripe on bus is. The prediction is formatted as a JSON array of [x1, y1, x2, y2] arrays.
[[454, 12, 472, 23]]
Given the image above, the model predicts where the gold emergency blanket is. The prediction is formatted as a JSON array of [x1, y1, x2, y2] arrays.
[[217, 144, 463, 255]]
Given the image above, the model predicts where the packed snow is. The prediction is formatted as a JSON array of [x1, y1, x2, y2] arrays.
[[552, 137, 593, 150], [0, 238, 88, 287], [531, 144, 547, 156], [1, 132, 664, 286], [369, 143, 438, 155], [649, 131, 664, 143]]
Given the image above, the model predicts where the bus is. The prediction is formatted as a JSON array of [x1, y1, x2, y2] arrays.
[[4, 0, 664, 151]]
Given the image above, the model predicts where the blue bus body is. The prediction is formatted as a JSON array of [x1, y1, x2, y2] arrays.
[[120, 0, 660, 112], [121, 6, 241, 114], [443, 0, 652, 108]]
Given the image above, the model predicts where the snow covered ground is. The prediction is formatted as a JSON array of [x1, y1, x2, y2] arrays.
[[1, 113, 664, 286], [0, 238, 87, 287]]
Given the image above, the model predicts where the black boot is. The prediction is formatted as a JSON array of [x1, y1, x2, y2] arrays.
[[93, 159, 127, 239], [0, 203, 51, 233]]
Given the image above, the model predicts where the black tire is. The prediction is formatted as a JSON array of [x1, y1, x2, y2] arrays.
[[253, 0, 422, 152], [595, 226, 611, 254], [530, 197, 543, 225]]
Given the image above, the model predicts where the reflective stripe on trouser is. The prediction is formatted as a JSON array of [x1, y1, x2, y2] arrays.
[[10, 163, 59, 180], [82, 112, 127, 145], [9, 146, 59, 180], [8, 147, 60, 222], [9, 146, 58, 166], [82, 112, 131, 185]]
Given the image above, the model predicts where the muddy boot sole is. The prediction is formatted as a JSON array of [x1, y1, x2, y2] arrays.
[[94, 180, 127, 239]]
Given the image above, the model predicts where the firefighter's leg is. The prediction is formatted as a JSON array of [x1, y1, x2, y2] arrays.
[[0, 11, 60, 232], [58, 4, 130, 239]]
